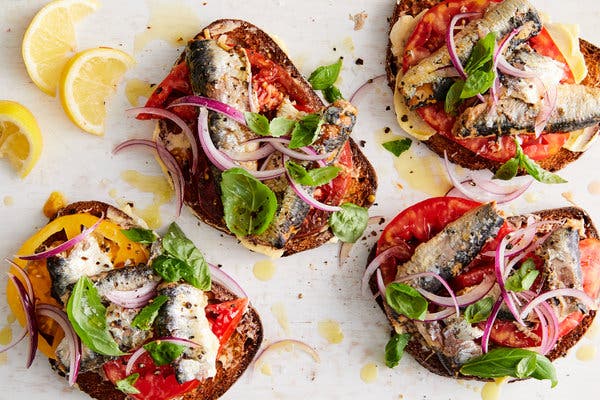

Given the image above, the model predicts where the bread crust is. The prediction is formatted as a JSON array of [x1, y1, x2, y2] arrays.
[[370, 205, 598, 380], [156, 19, 377, 256], [48, 201, 263, 400], [386, 0, 600, 173]]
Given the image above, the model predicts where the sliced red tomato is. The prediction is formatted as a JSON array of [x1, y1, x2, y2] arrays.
[[103, 297, 248, 400], [452, 264, 495, 292], [489, 319, 541, 348], [403, 0, 574, 163], [376, 197, 481, 284], [580, 238, 600, 299], [205, 297, 248, 351]]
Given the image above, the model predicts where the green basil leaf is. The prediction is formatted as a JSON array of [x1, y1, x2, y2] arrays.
[[323, 85, 344, 103], [220, 167, 277, 236], [520, 154, 567, 184], [505, 258, 539, 292], [143, 341, 186, 366], [464, 32, 496, 74], [464, 296, 494, 324], [382, 138, 412, 157], [269, 117, 297, 137], [116, 373, 141, 394], [494, 156, 520, 180], [131, 295, 169, 330], [289, 113, 323, 149], [460, 347, 557, 387], [285, 160, 340, 187], [516, 354, 537, 379], [385, 282, 428, 320], [461, 69, 495, 99], [385, 333, 411, 368], [152, 254, 187, 283], [445, 80, 465, 114], [308, 58, 342, 90], [329, 203, 368, 243], [66, 276, 125, 356], [120, 228, 157, 244], [244, 112, 270, 136], [160, 223, 211, 291]]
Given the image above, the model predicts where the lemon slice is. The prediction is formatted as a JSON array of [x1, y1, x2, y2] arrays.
[[22, 0, 99, 96], [0, 101, 43, 178], [59, 47, 135, 135]]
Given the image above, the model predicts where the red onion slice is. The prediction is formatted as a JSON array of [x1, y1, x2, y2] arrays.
[[361, 244, 412, 296], [481, 297, 504, 353], [7, 274, 38, 368], [396, 272, 460, 317], [226, 144, 275, 162], [169, 95, 246, 125], [36, 304, 82, 386], [470, 174, 533, 196], [349, 74, 386, 104], [16, 216, 103, 261], [490, 28, 521, 105], [446, 12, 481, 80], [416, 274, 495, 308], [497, 55, 537, 79], [253, 339, 320, 373], [0, 327, 27, 354], [270, 140, 332, 162], [155, 141, 185, 217], [284, 157, 342, 213], [104, 281, 159, 309], [6, 259, 35, 301], [376, 269, 386, 299], [113, 138, 157, 154], [534, 79, 558, 138], [494, 236, 526, 325], [423, 307, 456, 322], [208, 263, 249, 301], [519, 288, 597, 320], [126, 107, 199, 174]]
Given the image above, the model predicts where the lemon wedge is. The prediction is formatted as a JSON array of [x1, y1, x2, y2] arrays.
[[0, 101, 43, 178], [22, 0, 99, 96], [59, 48, 135, 135]]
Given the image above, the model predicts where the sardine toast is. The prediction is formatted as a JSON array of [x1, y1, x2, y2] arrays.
[[5, 200, 262, 400]]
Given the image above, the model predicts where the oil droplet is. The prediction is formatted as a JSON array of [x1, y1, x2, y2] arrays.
[[253, 259, 276, 281], [260, 362, 273, 376], [126, 79, 155, 107], [108, 188, 119, 199], [576, 344, 597, 361], [270, 302, 290, 335], [360, 362, 378, 383], [121, 170, 173, 229], [6, 313, 16, 324], [561, 191, 577, 206], [588, 181, 600, 195], [393, 148, 452, 196], [524, 192, 539, 203], [0, 326, 12, 345], [0, 352, 7, 365], [318, 319, 344, 344], [3, 196, 14, 206], [134, 0, 202, 53], [341, 36, 355, 53], [481, 377, 507, 400]]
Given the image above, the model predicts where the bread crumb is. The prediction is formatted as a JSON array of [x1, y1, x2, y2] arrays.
[[349, 12, 368, 30]]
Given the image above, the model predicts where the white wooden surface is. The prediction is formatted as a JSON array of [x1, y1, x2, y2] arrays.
[[1, 1, 599, 399]]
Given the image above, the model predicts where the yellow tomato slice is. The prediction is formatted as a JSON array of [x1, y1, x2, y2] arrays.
[[7, 213, 149, 359]]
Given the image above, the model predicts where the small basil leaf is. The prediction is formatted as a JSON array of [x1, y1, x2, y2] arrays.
[[161, 223, 211, 291], [323, 85, 344, 103], [220, 167, 277, 236], [143, 341, 186, 366], [308, 58, 342, 90], [116, 373, 141, 395], [460, 347, 557, 387], [461, 69, 495, 99], [329, 203, 368, 243], [516, 354, 537, 379], [494, 156, 520, 180], [286, 160, 340, 187], [385, 282, 428, 320], [505, 258, 539, 292], [385, 333, 411, 368], [464, 296, 494, 324], [131, 295, 169, 330], [244, 112, 270, 136], [67, 277, 125, 356], [120, 228, 157, 244], [464, 32, 496, 74], [382, 138, 412, 157], [445, 80, 465, 114], [289, 113, 323, 149], [269, 117, 296, 137], [520, 154, 567, 184], [152, 254, 187, 283]]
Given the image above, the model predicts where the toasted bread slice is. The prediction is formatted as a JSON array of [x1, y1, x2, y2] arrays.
[[370, 206, 598, 380], [386, 0, 600, 173], [45, 201, 263, 400], [154, 19, 377, 256]]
